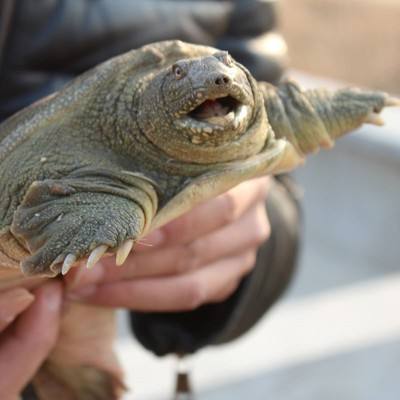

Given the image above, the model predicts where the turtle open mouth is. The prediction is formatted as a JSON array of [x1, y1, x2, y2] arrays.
[[189, 95, 240, 126], [175, 93, 252, 133]]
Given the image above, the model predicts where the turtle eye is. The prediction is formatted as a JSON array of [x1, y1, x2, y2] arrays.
[[216, 51, 234, 67], [172, 64, 186, 80]]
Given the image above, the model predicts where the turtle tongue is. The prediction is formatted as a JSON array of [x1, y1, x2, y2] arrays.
[[191, 99, 230, 120]]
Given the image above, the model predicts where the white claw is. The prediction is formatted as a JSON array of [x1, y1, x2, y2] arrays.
[[52, 254, 65, 266], [86, 245, 108, 269], [385, 97, 400, 107], [365, 112, 385, 126], [116, 239, 134, 266], [50, 254, 65, 273], [62, 254, 76, 275]]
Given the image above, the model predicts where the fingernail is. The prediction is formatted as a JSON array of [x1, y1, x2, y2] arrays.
[[66, 284, 97, 301], [45, 283, 62, 312], [142, 229, 165, 246], [68, 263, 105, 289]]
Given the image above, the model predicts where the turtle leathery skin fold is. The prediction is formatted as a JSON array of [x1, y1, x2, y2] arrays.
[[0, 41, 398, 399]]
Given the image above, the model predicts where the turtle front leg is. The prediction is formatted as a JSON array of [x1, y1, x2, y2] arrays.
[[10, 168, 158, 276], [260, 80, 400, 155]]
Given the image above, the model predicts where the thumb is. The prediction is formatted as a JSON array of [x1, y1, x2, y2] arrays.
[[0, 288, 35, 332], [0, 281, 63, 398]]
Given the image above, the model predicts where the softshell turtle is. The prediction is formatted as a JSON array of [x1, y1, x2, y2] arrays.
[[0, 40, 398, 399]]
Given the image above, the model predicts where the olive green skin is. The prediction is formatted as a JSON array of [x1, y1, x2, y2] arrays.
[[0, 40, 393, 278], [0, 41, 267, 276]]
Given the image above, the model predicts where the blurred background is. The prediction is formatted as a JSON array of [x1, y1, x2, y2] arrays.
[[0, 0, 398, 398], [280, 0, 400, 93], [115, 0, 400, 398]]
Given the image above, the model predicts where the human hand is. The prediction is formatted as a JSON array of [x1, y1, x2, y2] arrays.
[[0, 282, 63, 400], [66, 177, 271, 312]]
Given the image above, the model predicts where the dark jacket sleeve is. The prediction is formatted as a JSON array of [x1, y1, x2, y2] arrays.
[[0, 0, 286, 121], [129, 176, 301, 356]]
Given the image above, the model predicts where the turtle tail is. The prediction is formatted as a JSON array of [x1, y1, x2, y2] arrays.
[[260, 80, 399, 155]]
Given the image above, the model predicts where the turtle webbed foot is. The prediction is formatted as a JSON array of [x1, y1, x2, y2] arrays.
[[11, 174, 153, 277]]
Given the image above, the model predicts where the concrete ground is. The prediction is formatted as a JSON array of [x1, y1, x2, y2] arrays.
[[115, 75, 400, 399]]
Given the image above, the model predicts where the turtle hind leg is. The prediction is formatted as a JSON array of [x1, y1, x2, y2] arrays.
[[305, 86, 398, 140], [32, 363, 125, 400], [31, 303, 126, 400]]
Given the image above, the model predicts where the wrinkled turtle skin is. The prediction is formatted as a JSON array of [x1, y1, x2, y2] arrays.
[[0, 40, 398, 399]]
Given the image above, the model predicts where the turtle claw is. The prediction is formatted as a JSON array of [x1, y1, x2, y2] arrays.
[[12, 175, 149, 277], [62, 254, 77, 275], [385, 97, 400, 107], [49, 254, 65, 274], [87, 245, 108, 269], [116, 239, 134, 266], [365, 112, 385, 126]]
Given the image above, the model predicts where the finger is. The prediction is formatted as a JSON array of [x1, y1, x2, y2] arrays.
[[69, 250, 256, 312], [158, 177, 270, 246], [107, 202, 269, 278], [109, 202, 268, 277], [0, 281, 63, 397], [63, 251, 117, 290], [192, 250, 256, 304], [134, 229, 167, 252], [66, 177, 269, 288], [67, 202, 269, 292], [186, 202, 270, 270], [0, 288, 34, 332], [64, 260, 105, 290], [65, 246, 191, 292], [210, 278, 241, 303]]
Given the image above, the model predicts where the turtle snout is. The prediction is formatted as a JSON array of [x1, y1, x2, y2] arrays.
[[214, 73, 231, 88]]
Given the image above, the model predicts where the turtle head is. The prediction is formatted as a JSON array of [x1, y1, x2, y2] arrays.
[[164, 51, 254, 135], [138, 50, 268, 164]]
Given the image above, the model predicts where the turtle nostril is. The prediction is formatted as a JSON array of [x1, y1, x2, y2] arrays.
[[215, 75, 231, 86]]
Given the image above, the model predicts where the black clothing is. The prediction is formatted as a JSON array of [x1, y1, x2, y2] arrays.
[[0, 0, 284, 122]]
